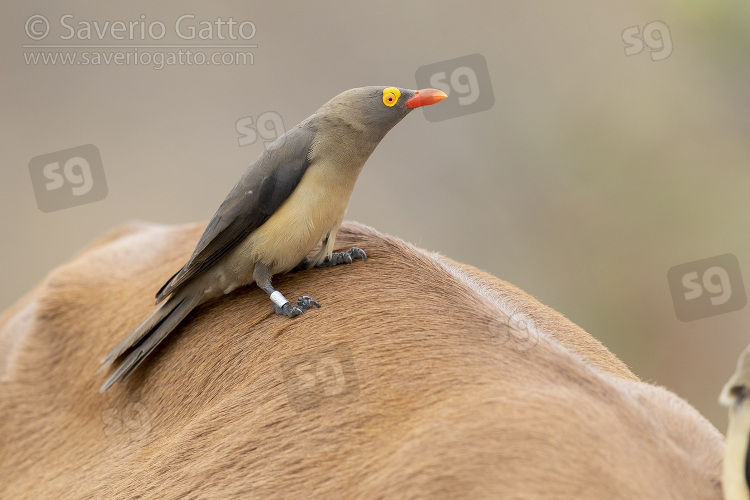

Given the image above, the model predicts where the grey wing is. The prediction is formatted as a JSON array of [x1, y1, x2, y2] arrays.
[[155, 119, 318, 303]]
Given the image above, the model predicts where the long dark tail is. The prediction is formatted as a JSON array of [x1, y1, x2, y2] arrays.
[[98, 291, 202, 392]]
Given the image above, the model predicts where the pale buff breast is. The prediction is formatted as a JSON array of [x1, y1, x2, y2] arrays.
[[198, 127, 367, 299], [208, 159, 357, 292]]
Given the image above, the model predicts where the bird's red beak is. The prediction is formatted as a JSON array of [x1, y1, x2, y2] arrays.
[[406, 88, 448, 109]]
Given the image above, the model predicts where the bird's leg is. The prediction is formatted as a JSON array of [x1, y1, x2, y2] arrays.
[[294, 232, 332, 271], [293, 257, 314, 272], [253, 263, 320, 317], [294, 247, 367, 270], [293, 230, 367, 271], [316, 247, 367, 268]]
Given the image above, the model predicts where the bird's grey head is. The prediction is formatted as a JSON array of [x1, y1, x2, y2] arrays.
[[319, 86, 447, 142]]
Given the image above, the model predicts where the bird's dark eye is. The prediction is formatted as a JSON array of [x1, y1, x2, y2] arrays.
[[382, 87, 400, 107]]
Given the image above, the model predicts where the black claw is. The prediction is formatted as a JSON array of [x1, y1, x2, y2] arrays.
[[271, 296, 320, 317], [318, 247, 367, 268], [348, 247, 367, 261], [271, 302, 304, 317], [297, 296, 321, 310]]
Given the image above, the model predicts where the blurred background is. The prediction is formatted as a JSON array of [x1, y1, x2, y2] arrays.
[[3, 1, 749, 430]]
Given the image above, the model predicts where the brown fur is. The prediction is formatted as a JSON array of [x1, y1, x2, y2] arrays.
[[0, 220, 724, 499]]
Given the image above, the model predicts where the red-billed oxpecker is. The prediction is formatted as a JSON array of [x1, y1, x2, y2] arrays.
[[98, 86, 447, 392]]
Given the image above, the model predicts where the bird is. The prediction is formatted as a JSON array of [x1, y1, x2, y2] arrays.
[[720, 342, 750, 500], [98, 86, 448, 392]]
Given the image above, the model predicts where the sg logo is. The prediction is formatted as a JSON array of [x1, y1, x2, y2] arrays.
[[622, 21, 673, 62], [236, 111, 286, 149], [487, 311, 540, 352], [281, 343, 360, 413], [101, 401, 152, 443], [415, 53, 495, 122], [28, 144, 107, 212], [668, 254, 746, 322]]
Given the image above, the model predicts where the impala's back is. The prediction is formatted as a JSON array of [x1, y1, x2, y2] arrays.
[[0, 221, 724, 499]]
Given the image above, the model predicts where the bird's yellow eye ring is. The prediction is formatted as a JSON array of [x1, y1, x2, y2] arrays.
[[383, 87, 401, 107]]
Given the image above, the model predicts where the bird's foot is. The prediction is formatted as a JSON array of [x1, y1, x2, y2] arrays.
[[317, 247, 367, 268], [271, 296, 321, 317]]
